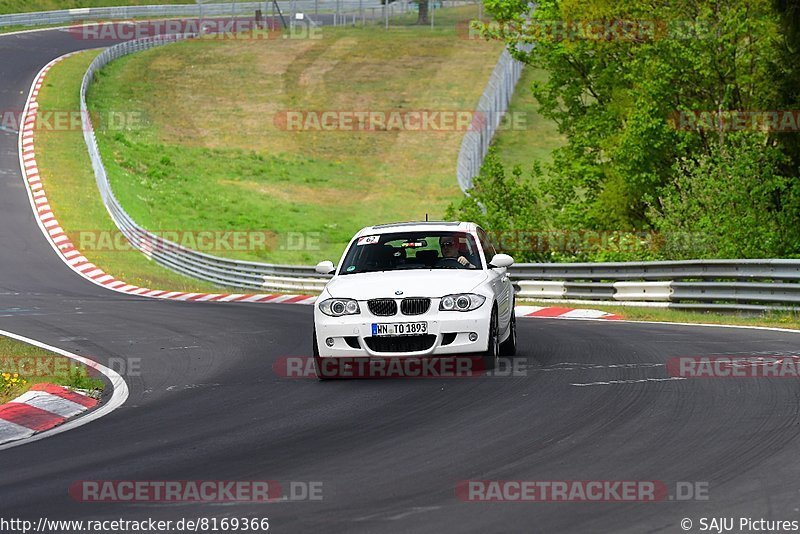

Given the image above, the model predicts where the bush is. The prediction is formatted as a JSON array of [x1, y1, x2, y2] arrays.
[[650, 133, 800, 258], [446, 149, 550, 261], [447, 151, 671, 262]]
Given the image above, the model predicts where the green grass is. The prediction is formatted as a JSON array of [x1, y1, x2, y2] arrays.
[[88, 15, 504, 264], [0, 0, 192, 14], [520, 299, 800, 330], [36, 51, 235, 293], [0, 336, 103, 403], [391, 9, 566, 174]]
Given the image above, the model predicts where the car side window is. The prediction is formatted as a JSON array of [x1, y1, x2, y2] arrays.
[[476, 228, 497, 263]]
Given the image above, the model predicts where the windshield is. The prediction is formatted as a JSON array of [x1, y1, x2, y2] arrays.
[[338, 231, 483, 274]]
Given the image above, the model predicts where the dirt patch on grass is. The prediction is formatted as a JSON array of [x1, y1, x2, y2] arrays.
[[219, 178, 362, 206]]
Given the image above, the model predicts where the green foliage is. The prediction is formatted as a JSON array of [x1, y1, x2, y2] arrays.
[[446, 149, 546, 261], [446, 149, 541, 231], [65, 366, 105, 391], [446, 150, 665, 262], [473, 0, 800, 260], [650, 133, 800, 258]]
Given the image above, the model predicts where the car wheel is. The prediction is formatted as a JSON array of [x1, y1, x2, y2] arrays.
[[481, 308, 500, 371], [312, 329, 330, 381], [499, 306, 517, 357]]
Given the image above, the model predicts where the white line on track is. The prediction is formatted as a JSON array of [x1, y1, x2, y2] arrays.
[[570, 377, 687, 387]]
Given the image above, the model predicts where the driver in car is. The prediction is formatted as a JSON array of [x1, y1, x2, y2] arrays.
[[439, 236, 478, 269]]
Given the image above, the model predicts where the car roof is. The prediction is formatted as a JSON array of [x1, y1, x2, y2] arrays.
[[356, 221, 476, 236]]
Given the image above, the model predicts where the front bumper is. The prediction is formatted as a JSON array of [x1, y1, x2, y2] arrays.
[[314, 302, 492, 358]]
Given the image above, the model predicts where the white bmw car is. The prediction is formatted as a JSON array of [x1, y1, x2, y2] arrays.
[[312, 221, 516, 378]]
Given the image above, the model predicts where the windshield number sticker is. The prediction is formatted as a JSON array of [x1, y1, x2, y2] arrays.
[[357, 235, 380, 245]]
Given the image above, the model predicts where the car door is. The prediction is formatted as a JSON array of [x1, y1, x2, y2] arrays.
[[477, 227, 512, 331]]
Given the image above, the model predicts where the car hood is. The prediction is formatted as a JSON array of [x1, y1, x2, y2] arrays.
[[325, 270, 489, 300]]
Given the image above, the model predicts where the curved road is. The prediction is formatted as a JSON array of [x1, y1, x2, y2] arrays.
[[1, 26, 800, 533]]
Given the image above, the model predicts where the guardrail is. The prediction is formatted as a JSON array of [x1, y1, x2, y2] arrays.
[[76, 34, 800, 312], [512, 260, 800, 311]]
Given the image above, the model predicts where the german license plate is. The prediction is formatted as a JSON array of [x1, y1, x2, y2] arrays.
[[371, 322, 427, 336]]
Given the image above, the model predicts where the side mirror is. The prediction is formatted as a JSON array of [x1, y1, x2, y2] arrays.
[[315, 260, 335, 275], [489, 253, 514, 269]]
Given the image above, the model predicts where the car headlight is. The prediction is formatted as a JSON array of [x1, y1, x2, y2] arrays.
[[439, 293, 486, 312], [319, 298, 360, 317]]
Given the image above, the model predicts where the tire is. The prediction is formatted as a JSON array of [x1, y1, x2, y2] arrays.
[[499, 306, 517, 357], [312, 329, 330, 381], [481, 308, 500, 371]]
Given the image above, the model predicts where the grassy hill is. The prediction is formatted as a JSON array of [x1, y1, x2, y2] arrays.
[[88, 12, 504, 264]]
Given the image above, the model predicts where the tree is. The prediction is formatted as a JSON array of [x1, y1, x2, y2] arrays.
[[650, 132, 800, 258], [770, 0, 800, 169], [472, 0, 800, 258], [446, 149, 549, 261], [417, 0, 429, 24]]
